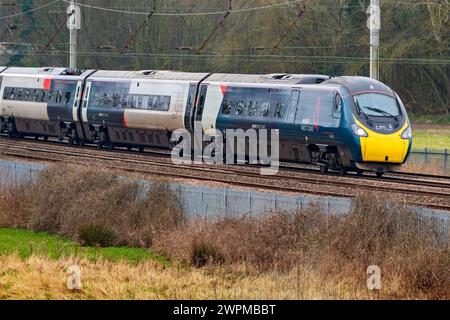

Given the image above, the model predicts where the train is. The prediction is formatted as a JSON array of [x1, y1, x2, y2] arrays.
[[0, 66, 413, 177]]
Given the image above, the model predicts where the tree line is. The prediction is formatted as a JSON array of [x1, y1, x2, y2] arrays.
[[1, 0, 449, 115]]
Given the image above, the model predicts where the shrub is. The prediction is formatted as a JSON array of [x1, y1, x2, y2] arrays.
[[191, 238, 224, 267], [78, 224, 117, 247]]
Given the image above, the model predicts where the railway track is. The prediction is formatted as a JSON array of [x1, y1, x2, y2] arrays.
[[0, 137, 449, 211]]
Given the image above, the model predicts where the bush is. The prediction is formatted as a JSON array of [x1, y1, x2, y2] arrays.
[[78, 224, 117, 247], [191, 239, 224, 267]]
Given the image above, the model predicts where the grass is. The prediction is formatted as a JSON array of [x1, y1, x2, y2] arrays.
[[409, 114, 450, 125], [0, 228, 168, 265], [0, 165, 448, 299], [411, 127, 450, 152], [0, 254, 368, 300]]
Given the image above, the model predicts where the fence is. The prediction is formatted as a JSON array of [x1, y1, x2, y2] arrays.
[[410, 149, 449, 172], [0, 160, 46, 187]]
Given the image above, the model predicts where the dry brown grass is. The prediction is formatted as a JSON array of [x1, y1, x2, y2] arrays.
[[402, 159, 449, 176], [155, 193, 450, 299], [0, 254, 440, 300]]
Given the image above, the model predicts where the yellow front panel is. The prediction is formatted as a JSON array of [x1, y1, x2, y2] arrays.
[[356, 118, 409, 163]]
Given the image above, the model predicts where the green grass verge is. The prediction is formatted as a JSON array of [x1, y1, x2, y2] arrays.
[[412, 128, 450, 152], [0, 228, 169, 265], [409, 114, 450, 125]]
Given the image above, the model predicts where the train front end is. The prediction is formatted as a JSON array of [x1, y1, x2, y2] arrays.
[[344, 78, 412, 176]]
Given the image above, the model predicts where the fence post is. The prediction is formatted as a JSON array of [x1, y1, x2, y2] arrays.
[[444, 149, 448, 172], [13, 162, 17, 187], [424, 147, 428, 165], [223, 189, 227, 218], [249, 192, 252, 217]]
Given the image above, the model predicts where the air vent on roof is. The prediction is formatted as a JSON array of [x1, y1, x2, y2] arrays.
[[267, 73, 293, 80], [140, 70, 157, 76]]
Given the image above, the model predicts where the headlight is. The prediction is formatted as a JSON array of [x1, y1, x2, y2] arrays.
[[351, 124, 368, 137], [401, 126, 412, 139]]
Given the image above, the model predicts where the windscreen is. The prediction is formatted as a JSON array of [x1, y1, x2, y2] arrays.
[[354, 93, 401, 118]]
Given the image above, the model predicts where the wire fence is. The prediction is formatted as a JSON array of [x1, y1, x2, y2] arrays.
[[410, 149, 449, 173]]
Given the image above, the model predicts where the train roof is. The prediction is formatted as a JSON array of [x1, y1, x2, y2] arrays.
[[205, 73, 330, 85], [89, 70, 210, 82], [1, 67, 95, 78], [323, 76, 395, 96]]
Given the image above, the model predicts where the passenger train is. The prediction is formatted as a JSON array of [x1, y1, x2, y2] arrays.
[[0, 67, 412, 177]]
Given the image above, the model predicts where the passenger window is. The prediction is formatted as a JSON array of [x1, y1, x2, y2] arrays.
[[260, 102, 270, 117], [17, 88, 23, 101], [247, 101, 257, 116], [38, 90, 45, 102], [161, 96, 170, 111], [137, 95, 143, 109], [3, 87, 10, 99], [235, 101, 244, 115], [221, 100, 231, 115], [152, 96, 160, 110], [130, 95, 137, 109], [121, 94, 128, 108], [288, 90, 300, 123], [111, 93, 118, 108], [25, 89, 31, 101], [274, 102, 285, 119], [147, 96, 154, 110], [83, 87, 90, 108], [65, 92, 71, 105], [46, 91, 53, 103]]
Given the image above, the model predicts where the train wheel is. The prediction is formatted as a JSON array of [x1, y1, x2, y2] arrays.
[[68, 137, 75, 146], [319, 165, 328, 174], [108, 144, 114, 151], [96, 142, 102, 149], [139, 146, 145, 153], [339, 168, 347, 176], [356, 169, 364, 176], [43, 136, 49, 141], [376, 172, 384, 178]]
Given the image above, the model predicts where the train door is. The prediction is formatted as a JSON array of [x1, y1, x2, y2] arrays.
[[72, 81, 82, 122], [184, 84, 197, 132], [194, 84, 208, 125], [81, 81, 91, 124], [288, 90, 300, 124]]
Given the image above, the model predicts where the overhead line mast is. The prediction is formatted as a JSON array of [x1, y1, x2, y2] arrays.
[[369, 0, 380, 80], [67, 0, 81, 69]]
